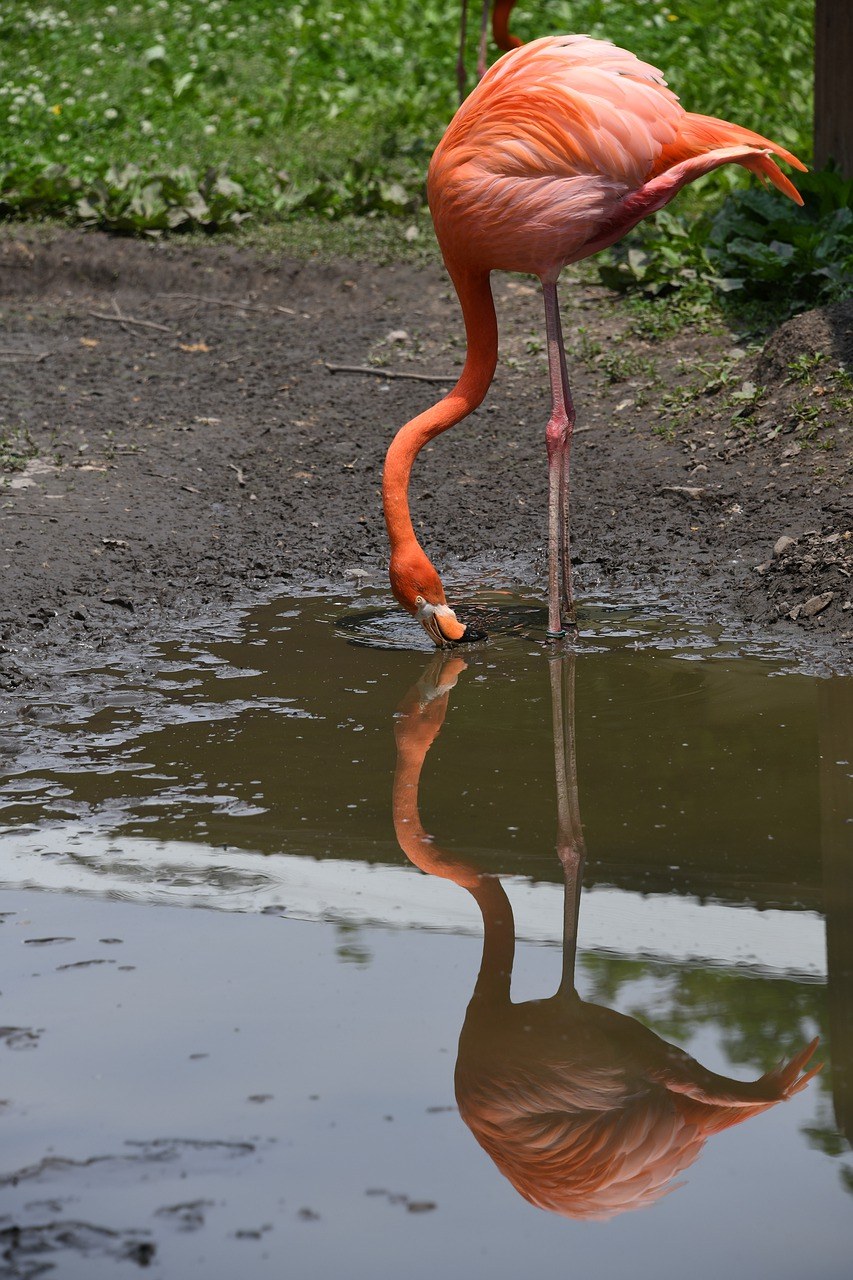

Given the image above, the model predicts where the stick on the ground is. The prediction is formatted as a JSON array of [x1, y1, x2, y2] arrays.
[[111, 296, 129, 333], [0, 349, 52, 362], [159, 292, 296, 316], [324, 361, 457, 383], [88, 310, 176, 334]]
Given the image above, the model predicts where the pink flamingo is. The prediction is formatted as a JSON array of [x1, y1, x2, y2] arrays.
[[457, 0, 522, 102], [392, 653, 821, 1217], [383, 35, 805, 645]]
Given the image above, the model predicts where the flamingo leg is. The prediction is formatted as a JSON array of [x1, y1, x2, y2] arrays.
[[555, 323, 577, 629], [477, 0, 490, 79], [542, 281, 576, 638], [457, 0, 469, 102]]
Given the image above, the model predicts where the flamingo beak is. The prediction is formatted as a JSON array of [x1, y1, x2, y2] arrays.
[[415, 597, 487, 647]]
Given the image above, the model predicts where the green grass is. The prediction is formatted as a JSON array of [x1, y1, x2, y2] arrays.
[[0, 0, 813, 230], [0, 423, 37, 473]]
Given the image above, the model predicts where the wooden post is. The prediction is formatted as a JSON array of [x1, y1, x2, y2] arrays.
[[814, 0, 853, 176]]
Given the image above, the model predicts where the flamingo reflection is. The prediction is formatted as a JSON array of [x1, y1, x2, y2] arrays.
[[393, 654, 821, 1219]]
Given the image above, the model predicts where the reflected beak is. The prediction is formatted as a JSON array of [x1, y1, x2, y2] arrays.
[[415, 598, 487, 647]]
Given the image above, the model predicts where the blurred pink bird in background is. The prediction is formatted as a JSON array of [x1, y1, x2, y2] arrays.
[[383, 34, 806, 645], [457, 0, 522, 101]]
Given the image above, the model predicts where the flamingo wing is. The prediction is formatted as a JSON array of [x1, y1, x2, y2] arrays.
[[429, 35, 804, 276]]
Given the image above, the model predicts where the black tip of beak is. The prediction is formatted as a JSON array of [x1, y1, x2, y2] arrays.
[[458, 624, 488, 644]]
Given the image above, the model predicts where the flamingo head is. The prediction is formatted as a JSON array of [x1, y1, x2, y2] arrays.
[[389, 545, 486, 647]]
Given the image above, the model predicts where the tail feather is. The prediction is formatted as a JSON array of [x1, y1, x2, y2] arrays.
[[653, 111, 806, 205]]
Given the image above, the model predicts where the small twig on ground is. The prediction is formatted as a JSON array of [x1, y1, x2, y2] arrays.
[[88, 310, 176, 334], [227, 463, 247, 486], [0, 349, 52, 362], [660, 485, 718, 501], [111, 296, 130, 333], [324, 361, 458, 383], [159, 292, 296, 316]]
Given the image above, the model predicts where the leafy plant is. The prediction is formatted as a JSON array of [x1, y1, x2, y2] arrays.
[[598, 168, 853, 314], [271, 162, 417, 220], [597, 210, 722, 299], [0, 425, 37, 474], [74, 164, 251, 234], [706, 167, 853, 306], [0, 162, 81, 217], [0, 0, 812, 237]]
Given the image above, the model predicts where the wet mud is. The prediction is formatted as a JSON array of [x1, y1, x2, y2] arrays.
[[0, 228, 849, 699]]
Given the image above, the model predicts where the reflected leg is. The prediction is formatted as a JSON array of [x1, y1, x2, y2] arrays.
[[549, 655, 586, 995]]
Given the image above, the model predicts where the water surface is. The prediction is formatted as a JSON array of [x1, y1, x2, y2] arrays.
[[0, 591, 850, 1277]]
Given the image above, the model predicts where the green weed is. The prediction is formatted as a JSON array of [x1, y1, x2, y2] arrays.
[[787, 352, 828, 383], [567, 328, 602, 365], [598, 349, 655, 384], [0, 425, 37, 473], [0, 0, 812, 234], [601, 168, 853, 318]]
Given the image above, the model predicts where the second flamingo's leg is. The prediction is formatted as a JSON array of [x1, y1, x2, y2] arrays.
[[457, 0, 469, 102], [542, 281, 576, 638], [477, 0, 491, 79]]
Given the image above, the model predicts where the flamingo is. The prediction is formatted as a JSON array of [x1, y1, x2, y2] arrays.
[[457, 0, 521, 102], [382, 35, 806, 645], [392, 654, 821, 1217]]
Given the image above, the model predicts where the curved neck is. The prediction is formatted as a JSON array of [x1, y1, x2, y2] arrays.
[[382, 267, 497, 553], [492, 0, 521, 50]]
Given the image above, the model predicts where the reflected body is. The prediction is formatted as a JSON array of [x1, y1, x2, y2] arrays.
[[392, 655, 820, 1216], [382, 36, 805, 642]]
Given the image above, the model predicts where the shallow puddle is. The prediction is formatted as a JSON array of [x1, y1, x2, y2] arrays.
[[0, 590, 851, 1277]]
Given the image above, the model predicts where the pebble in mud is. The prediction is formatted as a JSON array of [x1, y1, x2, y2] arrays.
[[774, 535, 798, 557]]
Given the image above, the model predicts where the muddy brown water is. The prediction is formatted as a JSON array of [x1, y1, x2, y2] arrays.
[[0, 590, 851, 1277]]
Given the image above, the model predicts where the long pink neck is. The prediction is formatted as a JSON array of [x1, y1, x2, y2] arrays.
[[382, 266, 498, 554]]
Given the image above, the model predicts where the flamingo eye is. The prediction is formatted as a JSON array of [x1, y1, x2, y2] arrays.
[[415, 594, 426, 606]]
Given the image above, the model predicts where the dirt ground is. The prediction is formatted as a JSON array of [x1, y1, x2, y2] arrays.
[[0, 228, 850, 688]]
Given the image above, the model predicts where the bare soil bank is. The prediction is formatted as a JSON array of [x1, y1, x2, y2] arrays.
[[0, 228, 850, 689]]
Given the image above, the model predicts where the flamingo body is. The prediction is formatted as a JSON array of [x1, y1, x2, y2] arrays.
[[384, 35, 805, 643], [432, 36, 802, 280]]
